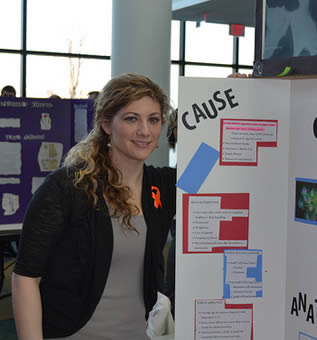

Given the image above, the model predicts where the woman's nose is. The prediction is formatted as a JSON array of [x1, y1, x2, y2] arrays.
[[136, 121, 150, 135]]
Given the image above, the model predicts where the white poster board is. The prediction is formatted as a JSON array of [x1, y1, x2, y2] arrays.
[[285, 80, 317, 340], [175, 77, 317, 340]]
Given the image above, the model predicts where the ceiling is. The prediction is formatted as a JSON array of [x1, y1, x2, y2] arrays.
[[172, 0, 257, 27]]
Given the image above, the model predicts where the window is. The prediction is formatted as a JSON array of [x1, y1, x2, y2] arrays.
[[0, 54, 21, 96], [0, 2, 255, 97], [239, 27, 255, 66], [185, 21, 233, 64], [27, 0, 112, 55], [171, 20, 180, 60], [0, 0, 21, 49], [170, 64, 180, 108], [185, 65, 233, 78], [27, 55, 111, 98]]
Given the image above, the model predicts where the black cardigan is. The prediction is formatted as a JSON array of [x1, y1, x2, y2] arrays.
[[14, 165, 176, 338]]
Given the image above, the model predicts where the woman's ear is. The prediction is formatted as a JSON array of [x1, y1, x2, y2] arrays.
[[100, 118, 111, 136]]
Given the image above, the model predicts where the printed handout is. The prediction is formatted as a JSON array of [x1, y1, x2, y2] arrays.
[[220, 119, 278, 166], [195, 299, 252, 340], [183, 193, 249, 253], [0, 142, 22, 175], [224, 249, 263, 299]]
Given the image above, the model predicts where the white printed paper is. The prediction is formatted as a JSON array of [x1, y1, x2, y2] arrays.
[[0, 118, 21, 128], [31, 177, 46, 194], [195, 299, 252, 340], [0, 142, 22, 175], [224, 249, 263, 299], [0, 177, 20, 185], [2, 193, 19, 216], [189, 196, 248, 251], [221, 119, 277, 164], [74, 108, 88, 142]]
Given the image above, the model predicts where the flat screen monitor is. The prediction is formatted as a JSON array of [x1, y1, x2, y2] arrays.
[[254, 0, 317, 77]]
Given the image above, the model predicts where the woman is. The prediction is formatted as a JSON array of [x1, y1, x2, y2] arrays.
[[12, 74, 176, 339]]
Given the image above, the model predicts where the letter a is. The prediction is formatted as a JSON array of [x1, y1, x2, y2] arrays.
[[291, 297, 299, 316]]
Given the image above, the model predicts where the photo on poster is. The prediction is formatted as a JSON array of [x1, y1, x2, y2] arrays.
[[183, 193, 249, 254], [40, 113, 52, 130], [220, 119, 278, 166], [224, 249, 263, 299], [295, 178, 317, 225], [37, 142, 63, 172], [195, 299, 253, 340], [299, 331, 317, 340]]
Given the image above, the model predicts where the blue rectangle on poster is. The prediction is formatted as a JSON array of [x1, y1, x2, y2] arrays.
[[176, 142, 219, 193]]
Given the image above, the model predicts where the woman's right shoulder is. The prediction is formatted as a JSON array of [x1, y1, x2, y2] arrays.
[[42, 166, 77, 192]]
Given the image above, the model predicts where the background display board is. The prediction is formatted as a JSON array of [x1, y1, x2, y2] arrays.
[[254, 0, 317, 77], [175, 77, 317, 340], [0, 97, 93, 230]]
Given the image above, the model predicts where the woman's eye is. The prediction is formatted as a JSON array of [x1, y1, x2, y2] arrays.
[[149, 117, 160, 124], [125, 116, 137, 122]]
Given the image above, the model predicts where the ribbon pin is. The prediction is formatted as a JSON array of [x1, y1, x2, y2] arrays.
[[151, 186, 162, 208]]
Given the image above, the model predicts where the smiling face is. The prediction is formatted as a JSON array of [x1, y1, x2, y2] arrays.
[[101, 96, 162, 165]]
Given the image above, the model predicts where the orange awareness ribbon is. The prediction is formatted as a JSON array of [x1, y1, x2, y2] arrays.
[[151, 186, 162, 208]]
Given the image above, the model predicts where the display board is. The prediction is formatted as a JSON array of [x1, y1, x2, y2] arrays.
[[285, 80, 317, 340], [0, 97, 93, 231], [175, 77, 317, 339], [254, 0, 317, 77]]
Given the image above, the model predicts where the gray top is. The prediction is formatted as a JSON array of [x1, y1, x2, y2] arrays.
[[48, 215, 149, 340]]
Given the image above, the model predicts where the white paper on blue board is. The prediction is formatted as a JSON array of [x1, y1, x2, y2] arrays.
[[2, 193, 19, 216], [0, 142, 22, 175], [31, 177, 46, 194], [224, 249, 263, 299], [0, 118, 21, 128], [0, 177, 20, 185], [74, 108, 88, 143]]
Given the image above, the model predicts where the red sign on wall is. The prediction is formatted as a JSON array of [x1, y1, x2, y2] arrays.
[[229, 24, 245, 37]]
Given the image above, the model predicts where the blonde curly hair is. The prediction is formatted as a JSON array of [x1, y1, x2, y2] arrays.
[[167, 109, 177, 149], [64, 73, 172, 230]]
